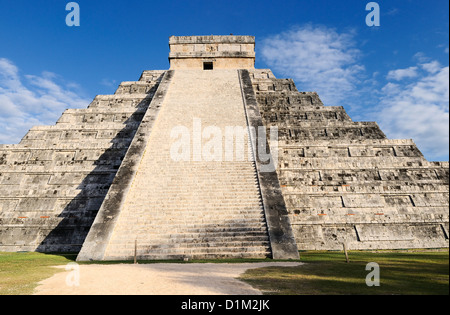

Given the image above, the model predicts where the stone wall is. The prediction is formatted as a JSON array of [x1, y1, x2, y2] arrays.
[[0, 71, 165, 252], [169, 35, 255, 70], [248, 69, 449, 250]]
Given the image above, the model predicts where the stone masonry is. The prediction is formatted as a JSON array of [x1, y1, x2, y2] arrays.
[[247, 69, 449, 250], [0, 71, 164, 252], [0, 35, 448, 260]]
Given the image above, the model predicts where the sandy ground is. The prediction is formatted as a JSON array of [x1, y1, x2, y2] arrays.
[[34, 262, 301, 295]]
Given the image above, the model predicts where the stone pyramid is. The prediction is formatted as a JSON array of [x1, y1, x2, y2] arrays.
[[0, 36, 448, 261]]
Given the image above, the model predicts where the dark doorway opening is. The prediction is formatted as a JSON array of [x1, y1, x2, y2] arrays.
[[203, 62, 213, 70]]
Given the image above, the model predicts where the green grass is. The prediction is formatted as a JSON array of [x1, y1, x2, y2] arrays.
[[239, 249, 449, 295], [1, 249, 448, 295], [0, 252, 76, 295]]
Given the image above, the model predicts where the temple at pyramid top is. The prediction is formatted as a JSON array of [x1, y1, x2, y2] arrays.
[[169, 35, 256, 70]]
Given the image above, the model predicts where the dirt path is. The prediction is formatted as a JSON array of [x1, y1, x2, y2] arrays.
[[34, 262, 301, 295]]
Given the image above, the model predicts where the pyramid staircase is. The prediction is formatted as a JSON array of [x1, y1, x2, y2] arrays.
[[78, 70, 283, 260]]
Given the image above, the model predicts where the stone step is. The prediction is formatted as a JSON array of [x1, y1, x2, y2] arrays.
[[114, 234, 270, 244], [123, 213, 266, 220], [119, 215, 266, 223], [116, 219, 267, 228], [116, 215, 265, 222], [133, 201, 263, 207], [110, 245, 271, 256], [281, 185, 450, 195], [122, 215, 265, 221], [0, 188, 108, 198], [130, 241, 271, 250], [115, 224, 269, 234], [128, 214, 266, 220], [115, 81, 159, 95], [106, 251, 271, 261], [0, 142, 130, 151], [110, 242, 271, 252], [19, 136, 135, 146], [276, 159, 447, 170], [139, 70, 166, 82]]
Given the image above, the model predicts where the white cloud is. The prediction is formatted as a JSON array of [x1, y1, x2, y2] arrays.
[[259, 25, 364, 106], [386, 66, 419, 80], [420, 60, 441, 74], [0, 58, 90, 144], [386, 8, 399, 16], [100, 78, 117, 87], [376, 63, 449, 160]]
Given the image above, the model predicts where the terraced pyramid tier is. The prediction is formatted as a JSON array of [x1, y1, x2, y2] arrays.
[[0, 71, 165, 252]]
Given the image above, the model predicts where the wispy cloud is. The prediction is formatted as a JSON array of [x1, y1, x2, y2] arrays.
[[420, 61, 442, 74], [259, 25, 364, 107], [100, 78, 117, 87], [386, 8, 399, 16], [386, 66, 419, 80], [376, 61, 449, 160], [0, 57, 90, 144]]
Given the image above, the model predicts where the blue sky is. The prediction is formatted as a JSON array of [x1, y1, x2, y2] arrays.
[[0, 0, 448, 161]]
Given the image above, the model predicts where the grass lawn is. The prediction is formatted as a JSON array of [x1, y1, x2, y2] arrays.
[[0, 252, 76, 295], [0, 249, 448, 295], [240, 250, 449, 295]]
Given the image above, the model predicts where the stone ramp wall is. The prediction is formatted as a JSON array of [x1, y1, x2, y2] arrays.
[[0, 71, 165, 252], [249, 69, 449, 250], [79, 70, 273, 261]]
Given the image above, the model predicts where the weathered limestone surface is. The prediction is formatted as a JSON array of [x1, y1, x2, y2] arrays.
[[0, 71, 165, 252], [248, 69, 449, 250], [169, 35, 255, 70], [239, 70, 299, 260]]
